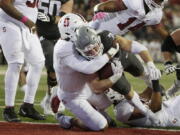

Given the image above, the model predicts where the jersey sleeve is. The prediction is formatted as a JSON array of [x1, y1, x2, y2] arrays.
[[63, 53, 110, 74], [57, 40, 110, 74]]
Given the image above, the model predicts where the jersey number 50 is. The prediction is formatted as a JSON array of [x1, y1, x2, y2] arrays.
[[26, 0, 39, 8]]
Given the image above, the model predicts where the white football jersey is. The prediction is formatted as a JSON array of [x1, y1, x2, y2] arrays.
[[89, 0, 163, 35], [53, 40, 90, 93], [115, 96, 180, 127], [0, 0, 38, 27], [53, 39, 109, 93]]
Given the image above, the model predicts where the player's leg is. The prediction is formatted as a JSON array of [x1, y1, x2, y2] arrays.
[[163, 29, 180, 97], [59, 98, 108, 131], [88, 92, 117, 127], [19, 34, 45, 120], [0, 22, 23, 122], [56, 87, 108, 131], [40, 39, 57, 115]]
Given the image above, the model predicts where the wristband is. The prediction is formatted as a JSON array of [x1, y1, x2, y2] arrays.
[[20, 16, 28, 23], [152, 80, 161, 92]]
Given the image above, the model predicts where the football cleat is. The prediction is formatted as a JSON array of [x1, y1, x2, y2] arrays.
[[56, 113, 73, 129], [19, 103, 45, 120], [3, 107, 21, 122]]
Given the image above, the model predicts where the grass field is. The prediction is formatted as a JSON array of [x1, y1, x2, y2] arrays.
[[0, 64, 177, 127]]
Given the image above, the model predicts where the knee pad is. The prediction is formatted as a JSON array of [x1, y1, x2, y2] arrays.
[[31, 61, 45, 70], [47, 71, 57, 87], [9, 63, 23, 73], [161, 35, 176, 53]]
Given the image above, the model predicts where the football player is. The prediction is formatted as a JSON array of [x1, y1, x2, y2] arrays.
[[53, 13, 122, 131], [37, 0, 73, 115], [0, 0, 45, 122], [89, 0, 169, 100], [115, 81, 180, 127]]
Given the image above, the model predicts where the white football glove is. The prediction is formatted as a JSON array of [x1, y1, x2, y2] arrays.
[[164, 62, 176, 75], [146, 61, 161, 80], [107, 43, 119, 59], [37, 12, 50, 22], [109, 59, 123, 83], [104, 88, 125, 105]]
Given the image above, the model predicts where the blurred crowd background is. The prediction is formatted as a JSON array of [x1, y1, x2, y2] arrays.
[[0, 0, 180, 64]]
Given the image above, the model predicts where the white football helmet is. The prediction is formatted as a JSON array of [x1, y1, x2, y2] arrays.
[[58, 13, 87, 42], [144, 0, 168, 10]]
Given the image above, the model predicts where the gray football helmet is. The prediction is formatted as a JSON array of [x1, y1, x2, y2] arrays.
[[75, 26, 104, 60]]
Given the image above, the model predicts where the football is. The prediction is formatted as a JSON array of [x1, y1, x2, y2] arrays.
[[98, 62, 113, 79]]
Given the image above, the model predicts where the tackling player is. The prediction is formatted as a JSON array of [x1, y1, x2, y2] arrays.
[[53, 13, 161, 129]]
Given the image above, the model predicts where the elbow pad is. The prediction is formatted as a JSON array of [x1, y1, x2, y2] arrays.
[[131, 41, 147, 54], [161, 35, 177, 53]]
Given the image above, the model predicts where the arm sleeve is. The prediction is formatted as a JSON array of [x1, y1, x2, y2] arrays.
[[62, 52, 109, 74]]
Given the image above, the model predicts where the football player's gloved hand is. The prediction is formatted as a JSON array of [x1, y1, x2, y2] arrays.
[[109, 60, 123, 84], [164, 61, 176, 75], [37, 12, 50, 22], [107, 43, 119, 59], [104, 88, 124, 105], [147, 61, 161, 80]]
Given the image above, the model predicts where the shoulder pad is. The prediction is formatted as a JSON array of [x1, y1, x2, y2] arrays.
[[55, 39, 74, 57]]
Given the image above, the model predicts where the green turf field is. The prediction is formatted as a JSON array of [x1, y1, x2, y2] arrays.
[[0, 64, 177, 127]]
